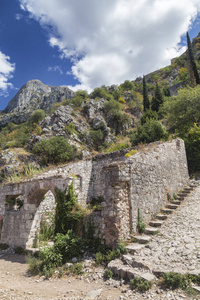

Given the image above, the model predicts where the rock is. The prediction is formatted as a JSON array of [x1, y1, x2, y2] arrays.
[[85, 288, 103, 299], [72, 257, 78, 263]]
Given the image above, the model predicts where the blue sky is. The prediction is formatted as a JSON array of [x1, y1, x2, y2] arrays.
[[0, 0, 200, 110]]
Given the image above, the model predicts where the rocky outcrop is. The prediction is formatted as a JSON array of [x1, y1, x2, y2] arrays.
[[3, 79, 74, 114]]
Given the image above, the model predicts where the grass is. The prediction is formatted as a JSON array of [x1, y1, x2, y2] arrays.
[[4, 164, 45, 183]]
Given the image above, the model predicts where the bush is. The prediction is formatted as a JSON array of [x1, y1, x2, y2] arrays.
[[107, 110, 130, 135], [104, 100, 121, 114], [29, 109, 46, 124], [130, 277, 152, 291], [104, 268, 114, 279], [69, 262, 84, 275], [33, 136, 77, 164], [137, 208, 146, 234], [163, 272, 190, 289], [89, 129, 104, 150], [131, 119, 168, 146]]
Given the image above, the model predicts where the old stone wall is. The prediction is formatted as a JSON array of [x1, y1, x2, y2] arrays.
[[0, 139, 188, 248]]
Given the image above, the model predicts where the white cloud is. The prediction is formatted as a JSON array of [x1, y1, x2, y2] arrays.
[[48, 65, 63, 75], [19, 0, 200, 90], [0, 52, 15, 95]]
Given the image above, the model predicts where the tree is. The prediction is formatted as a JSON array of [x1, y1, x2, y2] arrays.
[[142, 76, 150, 111], [131, 119, 168, 146], [29, 109, 45, 124], [33, 136, 76, 164], [151, 83, 164, 112], [163, 85, 200, 135], [187, 32, 200, 85]]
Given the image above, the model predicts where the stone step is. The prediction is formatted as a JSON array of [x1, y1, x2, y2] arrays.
[[145, 227, 159, 235], [133, 235, 152, 244], [156, 214, 168, 220], [166, 204, 179, 209], [149, 220, 164, 227], [176, 196, 184, 201], [171, 200, 181, 205], [108, 259, 155, 282], [161, 208, 174, 214], [126, 243, 145, 254]]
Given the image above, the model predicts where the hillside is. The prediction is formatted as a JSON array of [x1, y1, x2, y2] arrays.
[[0, 32, 200, 182]]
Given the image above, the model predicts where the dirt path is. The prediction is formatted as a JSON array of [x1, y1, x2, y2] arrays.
[[0, 253, 199, 300]]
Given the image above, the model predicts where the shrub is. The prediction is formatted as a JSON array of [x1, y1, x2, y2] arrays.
[[107, 110, 130, 135], [71, 95, 83, 108], [131, 119, 168, 146], [104, 100, 121, 114], [163, 272, 190, 289], [137, 208, 146, 234], [130, 277, 152, 291], [125, 149, 138, 158], [89, 129, 104, 150], [104, 268, 114, 279], [33, 136, 76, 164], [69, 262, 84, 275], [29, 109, 46, 124], [105, 142, 130, 153], [0, 243, 9, 250], [64, 122, 77, 136]]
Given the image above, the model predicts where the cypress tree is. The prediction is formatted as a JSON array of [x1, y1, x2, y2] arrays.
[[143, 76, 150, 111], [187, 32, 200, 85], [151, 83, 163, 112]]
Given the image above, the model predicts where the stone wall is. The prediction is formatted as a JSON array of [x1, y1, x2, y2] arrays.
[[0, 139, 189, 248]]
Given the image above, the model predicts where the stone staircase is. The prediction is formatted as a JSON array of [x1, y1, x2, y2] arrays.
[[108, 180, 199, 283]]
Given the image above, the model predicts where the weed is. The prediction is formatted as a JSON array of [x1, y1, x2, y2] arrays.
[[130, 277, 152, 291], [163, 272, 190, 289], [0, 243, 9, 250], [14, 247, 27, 255], [104, 268, 114, 279], [137, 208, 146, 234], [69, 262, 84, 275]]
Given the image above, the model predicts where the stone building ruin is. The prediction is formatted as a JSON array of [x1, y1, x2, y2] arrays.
[[0, 139, 189, 248]]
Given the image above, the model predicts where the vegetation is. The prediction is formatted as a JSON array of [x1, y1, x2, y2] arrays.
[[142, 76, 150, 111], [187, 32, 200, 85], [33, 136, 77, 165], [136, 208, 146, 234], [130, 277, 152, 292]]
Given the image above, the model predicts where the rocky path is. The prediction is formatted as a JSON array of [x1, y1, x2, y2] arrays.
[[133, 184, 200, 274]]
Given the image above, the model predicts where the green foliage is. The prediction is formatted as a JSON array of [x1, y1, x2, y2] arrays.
[[104, 100, 121, 114], [64, 122, 77, 136], [143, 76, 150, 111], [107, 110, 130, 135], [71, 95, 83, 108], [39, 212, 55, 242], [95, 240, 127, 266], [164, 86, 200, 135], [33, 136, 76, 165], [90, 87, 113, 101], [0, 243, 9, 250], [151, 83, 164, 112], [125, 149, 138, 158], [131, 119, 168, 146], [187, 32, 200, 85], [104, 268, 114, 279], [54, 182, 84, 235], [105, 142, 130, 153], [75, 90, 88, 99], [130, 277, 152, 292], [184, 124, 200, 172], [53, 231, 84, 262], [163, 272, 190, 289], [120, 80, 135, 91], [14, 247, 27, 255], [29, 109, 46, 124], [137, 208, 146, 234], [89, 129, 104, 151], [140, 110, 158, 125], [69, 262, 84, 275]]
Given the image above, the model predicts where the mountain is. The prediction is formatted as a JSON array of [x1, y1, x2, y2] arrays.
[[4, 79, 74, 114]]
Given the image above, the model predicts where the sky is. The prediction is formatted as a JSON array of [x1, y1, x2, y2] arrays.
[[0, 0, 200, 110]]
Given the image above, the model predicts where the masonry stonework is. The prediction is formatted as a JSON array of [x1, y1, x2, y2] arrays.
[[0, 139, 188, 248]]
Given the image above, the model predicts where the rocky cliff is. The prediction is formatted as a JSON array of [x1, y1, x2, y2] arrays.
[[4, 79, 74, 114]]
